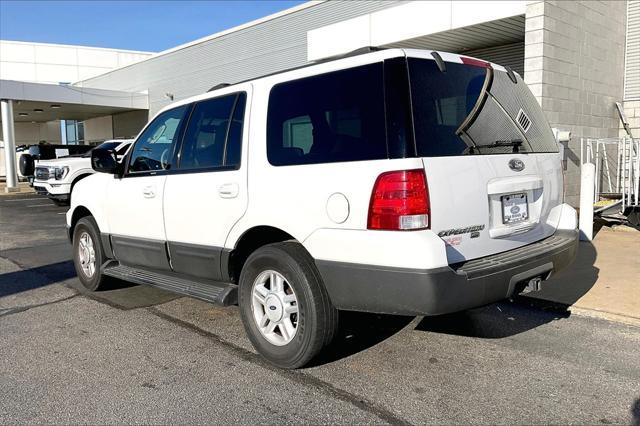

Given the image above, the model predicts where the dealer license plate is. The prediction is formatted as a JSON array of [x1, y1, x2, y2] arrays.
[[502, 193, 528, 224]]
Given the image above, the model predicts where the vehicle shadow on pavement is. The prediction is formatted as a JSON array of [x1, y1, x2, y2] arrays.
[[308, 311, 415, 366], [632, 398, 640, 426], [523, 240, 599, 307], [0, 260, 76, 297], [415, 241, 599, 339]]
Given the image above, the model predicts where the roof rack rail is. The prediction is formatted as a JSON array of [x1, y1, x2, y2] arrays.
[[208, 83, 231, 92], [202, 47, 388, 95], [313, 46, 386, 64]]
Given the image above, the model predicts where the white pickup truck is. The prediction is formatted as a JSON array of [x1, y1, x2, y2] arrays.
[[34, 140, 132, 205]]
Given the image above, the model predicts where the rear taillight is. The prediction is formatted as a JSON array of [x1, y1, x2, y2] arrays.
[[367, 169, 430, 231]]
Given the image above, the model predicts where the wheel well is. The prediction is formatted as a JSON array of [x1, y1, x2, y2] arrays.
[[71, 173, 92, 190], [228, 226, 295, 283], [69, 206, 93, 239]]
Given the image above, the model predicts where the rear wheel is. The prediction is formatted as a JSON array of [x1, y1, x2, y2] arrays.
[[72, 216, 110, 291], [238, 242, 338, 369]]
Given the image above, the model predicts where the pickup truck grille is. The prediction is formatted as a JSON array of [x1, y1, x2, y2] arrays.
[[35, 167, 50, 180]]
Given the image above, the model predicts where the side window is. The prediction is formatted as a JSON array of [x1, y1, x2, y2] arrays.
[[267, 63, 387, 166], [179, 93, 245, 170], [128, 106, 187, 173]]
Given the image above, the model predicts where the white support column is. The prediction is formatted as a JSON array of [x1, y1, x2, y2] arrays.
[[1, 99, 19, 192]]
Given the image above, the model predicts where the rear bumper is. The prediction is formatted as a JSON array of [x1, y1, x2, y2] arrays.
[[316, 229, 579, 316]]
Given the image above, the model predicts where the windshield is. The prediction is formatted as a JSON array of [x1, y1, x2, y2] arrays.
[[407, 58, 558, 156]]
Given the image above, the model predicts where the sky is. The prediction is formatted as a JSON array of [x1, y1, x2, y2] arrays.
[[0, 1, 305, 52]]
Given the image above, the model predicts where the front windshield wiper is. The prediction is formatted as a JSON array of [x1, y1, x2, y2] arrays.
[[468, 139, 523, 154]]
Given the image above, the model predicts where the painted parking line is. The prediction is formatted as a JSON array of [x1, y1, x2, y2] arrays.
[[2, 197, 43, 202], [26, 203, 56, 207]]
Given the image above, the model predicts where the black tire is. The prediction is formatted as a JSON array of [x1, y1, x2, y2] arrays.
[[52, 199, 69, 207], [19, 154, 35, 177], [238, 242, 338, 369], [72, 216, 109, 291]]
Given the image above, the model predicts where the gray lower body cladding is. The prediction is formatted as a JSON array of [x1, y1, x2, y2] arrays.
[[315, 229, 579, 316]]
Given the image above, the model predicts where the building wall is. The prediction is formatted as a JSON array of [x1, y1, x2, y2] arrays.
[[112, 110, 148, 139], [621, 1, 640, 138], [83, 115, 113, 143], [624, 0, 640, 101], [524, 0, 627, 206], [465, 42, 525, 76], [0, 121, 61, 145], [76, 1, 401, 116], [0, 40, 153, 85]]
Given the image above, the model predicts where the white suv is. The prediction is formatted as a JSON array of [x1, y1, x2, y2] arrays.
[[67, 49, 578, 368], [34, 139, 132, 205]]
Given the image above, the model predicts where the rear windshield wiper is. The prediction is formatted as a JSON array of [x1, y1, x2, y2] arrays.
[[468, 139, 523, 154]]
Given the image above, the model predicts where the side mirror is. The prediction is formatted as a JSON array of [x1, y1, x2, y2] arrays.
[[91, 148, 118, 174]]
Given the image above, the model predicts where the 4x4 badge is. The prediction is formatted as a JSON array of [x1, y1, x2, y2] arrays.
[[509, 158, 525, 172]]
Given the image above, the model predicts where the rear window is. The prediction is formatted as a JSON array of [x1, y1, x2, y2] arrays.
[[267, 63, 387, 166], [408, 58, 558, 156]]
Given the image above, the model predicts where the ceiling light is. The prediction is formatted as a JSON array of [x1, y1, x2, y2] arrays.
[[18, 112, 28, 116], [33, 108, 44, 113], [50, 104, 61, 109]]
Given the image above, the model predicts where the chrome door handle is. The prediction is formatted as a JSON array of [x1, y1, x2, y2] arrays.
[[218, 183, 239, 199], [142, 186, 155, 198]]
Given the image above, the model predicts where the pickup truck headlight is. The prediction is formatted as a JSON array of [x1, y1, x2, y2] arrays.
[[54, 166, 69, 180]]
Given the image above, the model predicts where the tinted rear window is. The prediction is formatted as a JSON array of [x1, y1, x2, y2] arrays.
[[408, 58, 558, 156], [267, 63, 387, 166]]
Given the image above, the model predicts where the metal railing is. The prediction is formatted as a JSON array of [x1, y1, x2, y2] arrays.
[[581, 137, 639, 212]]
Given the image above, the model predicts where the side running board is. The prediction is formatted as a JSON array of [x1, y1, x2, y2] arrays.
[[103, 262, 237, 306]]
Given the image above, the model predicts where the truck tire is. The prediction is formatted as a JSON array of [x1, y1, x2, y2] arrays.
[[238, 241, 338, 369], [72, 216, 110, 291], [19, 154, 35, 177]]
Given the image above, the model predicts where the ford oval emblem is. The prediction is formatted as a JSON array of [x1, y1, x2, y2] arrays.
[[509, 158, 525, 172], [510, 205, 520, 214], [269, 305, 277, 311]]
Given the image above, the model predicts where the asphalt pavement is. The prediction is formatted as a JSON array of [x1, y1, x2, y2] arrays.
[[1, 194, 639, 425]]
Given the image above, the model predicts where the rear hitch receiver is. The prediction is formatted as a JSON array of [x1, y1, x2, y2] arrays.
[[522, 277, 543, 294]]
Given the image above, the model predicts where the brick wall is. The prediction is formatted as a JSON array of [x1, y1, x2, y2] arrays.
[[619, 101, 640, 138], [524, 1, 627, 206]]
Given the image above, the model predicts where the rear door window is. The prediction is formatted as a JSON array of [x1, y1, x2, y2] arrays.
[[267, 63, 387, 166]]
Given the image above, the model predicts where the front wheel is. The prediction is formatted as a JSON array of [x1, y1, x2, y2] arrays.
[[72, 216, 110, 291], [238, 242, 338, 369]]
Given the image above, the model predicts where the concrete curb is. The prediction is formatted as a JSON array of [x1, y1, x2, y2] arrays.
[[570, 306, 640, 327]]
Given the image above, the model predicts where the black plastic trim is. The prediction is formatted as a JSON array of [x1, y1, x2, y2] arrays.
[[101, 233, 114, 259], [167, 241, 224, 281], [504, 66, 518, 84], [102, 262, 237, 306], [430, 51, 446, 72], [315, 229, 578, 316], [111, 235, 171, 271]]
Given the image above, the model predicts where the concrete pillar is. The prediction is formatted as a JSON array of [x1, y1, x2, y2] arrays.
[[1, 99, 19, 192]]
